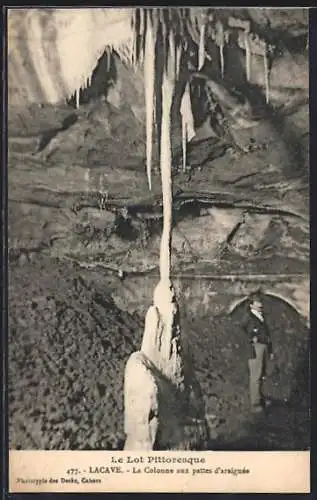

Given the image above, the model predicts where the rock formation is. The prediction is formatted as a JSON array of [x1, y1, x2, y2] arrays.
[[124, 280, 209, 450]]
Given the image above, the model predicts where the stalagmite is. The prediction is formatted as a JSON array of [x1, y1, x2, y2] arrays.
[[144, 9, 155, 191]]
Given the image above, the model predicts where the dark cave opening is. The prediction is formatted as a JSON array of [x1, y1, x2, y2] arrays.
[[182, 292, 310, 450]]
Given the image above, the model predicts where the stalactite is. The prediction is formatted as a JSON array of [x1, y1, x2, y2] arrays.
[[139, 8, 145, 40], [180, 82, 195, 172], [215, 21, 225, 79], [220, 43, 224, 79], [168, 7, 173, 23], [181, 117, 187, 173], [198, 22, 206, 70], [132, 9, 140, 69], [168, 30, 176, 77], [131, 10, 135, 65], [144, 9, 156, 191], [75, 88, 79, 109], [160, 8, 167, 71], [130, 9, 136, 67], [263, 43, 270, 104], [138, 8, 145, 67], [153, 88, 156, 132], [176, 44, 182, 80], [152, 9, 159, 64], [179, 9, 185, 38], [244, 32, 251, 82]]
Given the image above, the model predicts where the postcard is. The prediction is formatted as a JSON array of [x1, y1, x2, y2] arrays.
[[6, 6, 310, 494]]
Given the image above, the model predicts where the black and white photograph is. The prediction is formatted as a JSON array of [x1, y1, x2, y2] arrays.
[[7, 7, 310, 457]]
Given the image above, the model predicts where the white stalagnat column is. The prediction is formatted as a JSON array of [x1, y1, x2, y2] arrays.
[[144, 10, 155, 191], [159, 67, 173, 280], [124, 21, 208, 452]]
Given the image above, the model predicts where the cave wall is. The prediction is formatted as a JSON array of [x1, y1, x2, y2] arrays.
[[111, 273, 309, 327], [7, 8, 310, 331]]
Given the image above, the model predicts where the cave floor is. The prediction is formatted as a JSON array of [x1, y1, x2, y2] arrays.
[[8, 256, 310, 451]]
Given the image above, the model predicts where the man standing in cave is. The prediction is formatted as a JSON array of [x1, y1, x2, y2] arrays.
[[242, 293, 274, 413]]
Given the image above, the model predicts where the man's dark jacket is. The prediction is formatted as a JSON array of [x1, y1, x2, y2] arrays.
[[242, 311, 273, 358]]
